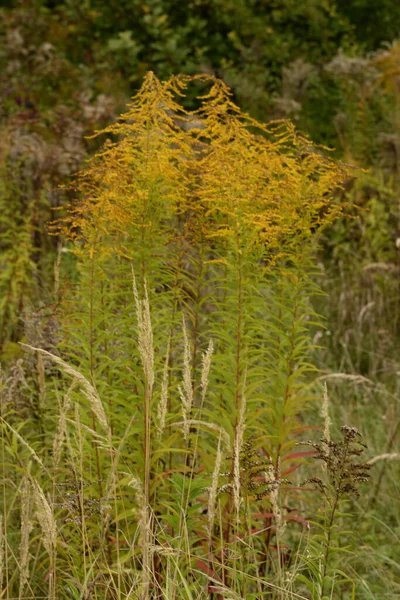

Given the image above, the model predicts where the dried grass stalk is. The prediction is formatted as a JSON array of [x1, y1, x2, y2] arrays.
[[19, 477, 32, 599], [208, 434, 223, 537], [157, 340, 170, 438], [200, 339, 214, 406], [233, 382, 247, 513], [132, 272, 154, 392], [368, 453, 400, 465], [20, 344, 110, 436], [179, 317, 193, 440], [32, 481, 57, 557]]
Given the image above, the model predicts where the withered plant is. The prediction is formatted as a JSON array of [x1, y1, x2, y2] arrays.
[[297, 425, 372, 599]]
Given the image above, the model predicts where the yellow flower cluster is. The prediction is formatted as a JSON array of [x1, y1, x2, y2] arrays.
[[61, 71, 349, 263]]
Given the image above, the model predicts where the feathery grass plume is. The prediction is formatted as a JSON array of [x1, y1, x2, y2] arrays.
[[368, 452, 400, 464], [317, 372, 373, 385], [208, 434, 223, 538], [264, 456, 285, 539], [200, 339, 213, 407], [20, 343, 110, 436], [132, 270, 154, 542], [19, 477, 32, 600], [53, 380, 76, 468], [270, 458, 286, 537], [132, 271, 154, 393], [179, 316, 193, 440], [321, 382, 331, 445], [264, 456, 275, 486], [157, 339, 170, 438], [32, 481, 57, 553], [233, 381, 247, 513]]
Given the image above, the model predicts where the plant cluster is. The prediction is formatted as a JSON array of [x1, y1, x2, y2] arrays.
[[0, 73, 362, 599], [0, 1, 399, 597]]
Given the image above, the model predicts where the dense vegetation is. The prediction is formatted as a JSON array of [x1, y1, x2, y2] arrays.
[[0, 1, 399, 599]]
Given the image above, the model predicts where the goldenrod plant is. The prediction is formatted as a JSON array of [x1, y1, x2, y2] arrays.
[[0, 73, 359, 599]]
